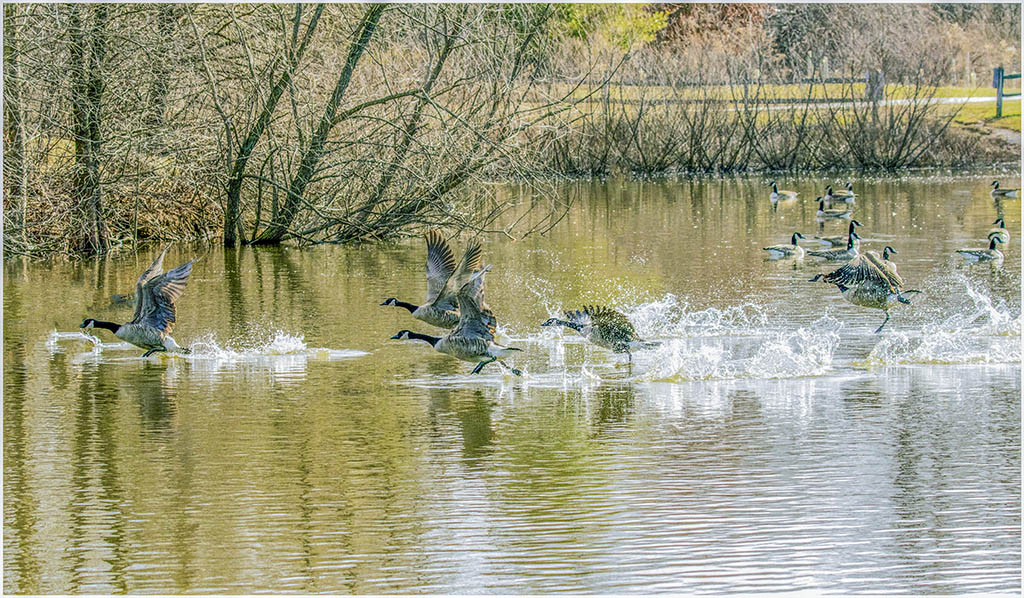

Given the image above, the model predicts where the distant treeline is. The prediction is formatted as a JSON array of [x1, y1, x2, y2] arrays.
[[3, 3, 1020, 257]]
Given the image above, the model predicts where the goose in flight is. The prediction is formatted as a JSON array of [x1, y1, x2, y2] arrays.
[[81, 245, 195, 357], [381, 231, 496, 332], [390, 266, 522, 375]]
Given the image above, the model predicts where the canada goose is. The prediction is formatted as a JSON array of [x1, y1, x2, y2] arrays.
[[956, 236, 1005, 261], [813, 219, 862, 247], [390, 266, 522, 375], [830, 182, 856, 201], [988, 218, 1010, 243], [763, 232, 806, 259], [381, 231, 496, 332], [817, 197, 851, 219], [990, 181, 1019, 198], [769, 181, 798, 203], [807, 231, 860, 261], [541, 305, 658, 362], [809, 248, 918, 333], [80, 245, 195, 357]]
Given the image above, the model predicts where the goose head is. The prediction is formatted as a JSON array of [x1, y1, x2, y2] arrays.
[[390, 330, 413, 340], [540, 318, 559, 327], [380, 298, 398, 306], [883, 245, 897, 260], [850, 219, 863, 228], [991, 180, 1000, 189], [992, 218, 1005, 227], [989, 236, 1005, 250], [791, 232, 805, 244], [80, 318, 96, 330], [846, 182, 854, 191]]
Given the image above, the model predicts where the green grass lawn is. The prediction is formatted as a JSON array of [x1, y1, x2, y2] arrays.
[[949, 99, 1021, 132]]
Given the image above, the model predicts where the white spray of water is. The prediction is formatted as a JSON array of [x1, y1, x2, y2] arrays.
[[49, 328, 367, 364], [864, 277, 1021, 366]]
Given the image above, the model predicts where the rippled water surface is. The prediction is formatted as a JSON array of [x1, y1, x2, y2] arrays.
[[4, 173, 1021, 593]]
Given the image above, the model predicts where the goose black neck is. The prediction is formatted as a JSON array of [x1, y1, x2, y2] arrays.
[[407, 331, 442, 346], [555, 319, 584, 332], [847, 235, 857, 249], [391, 300, 418, 313], [989, 237, 1000, 250], [91, 320, 121, 333]]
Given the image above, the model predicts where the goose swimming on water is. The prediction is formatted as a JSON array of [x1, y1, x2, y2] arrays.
[[830, 182, 856, 201], [990, 181, 1019, 198], [813, 219, 862, 247], [381, 231, 496, 332], [817, 197, 851, 219], [763, 232, 806, 259], [769, 181, 798, 203], [807, 231, 860, 261], [988, 218, 1009, 243], [809, 247, 918, 333], [956, 235, 1005, 262], [541, 305, 658, 362], [80, 245, 195, 357], [390, 266, 522, 375]]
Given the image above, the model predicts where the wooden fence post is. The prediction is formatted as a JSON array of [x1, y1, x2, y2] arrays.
[[994, 66, 1004, 118]]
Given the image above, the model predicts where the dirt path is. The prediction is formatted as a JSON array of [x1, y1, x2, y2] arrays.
[[984, 125, 1021, 147]]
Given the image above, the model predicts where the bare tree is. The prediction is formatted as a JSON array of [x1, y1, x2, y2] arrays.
[[69, 3, 110, 254]]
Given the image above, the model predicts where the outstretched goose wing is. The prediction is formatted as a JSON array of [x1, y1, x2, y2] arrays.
[[821, 253, 894, 291], [580, 305, 638, 341], [452, 266, 495, 342], [424, 231, 457, 308], [137, 259, 195, 333], [132, 245, 170, 323], [864, 251, 903, 289]]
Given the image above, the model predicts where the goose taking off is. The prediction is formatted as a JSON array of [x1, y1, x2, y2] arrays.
[[80, 245, 195, 357], [390, 266, 522, 376], [813, 219, 862, 247], [807, 231, 860, 261], [990, 181, 1019, 198], [769, 181, 798, 203], [817, 197, 851, 219], [956, 236, 1005, 262], [809, 248, 918, 333], [541, 305, 658, 362], [988, 218, 1009, 243], [763, 232, 806, 259], [381, 231, 496, 332]]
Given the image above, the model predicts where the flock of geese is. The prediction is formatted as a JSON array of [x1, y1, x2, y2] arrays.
[[382, 231, 656, 375], [80, 232, 655, 376], [764, 179, 1016, 333], [79, 179, 1015, 373]]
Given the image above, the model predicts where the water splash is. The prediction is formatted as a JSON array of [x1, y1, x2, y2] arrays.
[[529, 290, 842, 381], [864, 277, 1021, 366], [636, 316, 842, 382], [186, 331, 366, 362], [48, 328, 366, 364]]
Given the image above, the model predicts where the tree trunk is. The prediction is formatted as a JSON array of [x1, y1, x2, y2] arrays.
[[143, 4, 178, 131], [222, 3, 324, 247], [253, 3, 385, 245], [70, 3, 110, 255], [3, 4, 28, 245]]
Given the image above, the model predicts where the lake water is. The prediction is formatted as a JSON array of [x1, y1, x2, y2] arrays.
[[4, 172, 1020, 594]]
